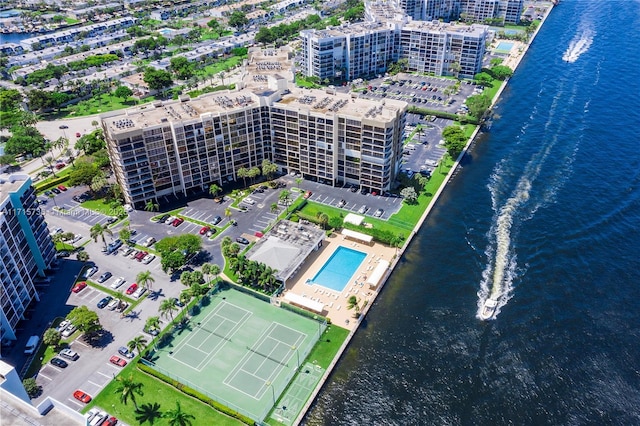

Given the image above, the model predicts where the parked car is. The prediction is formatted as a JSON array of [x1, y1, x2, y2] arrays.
[[89, 411, 108, 426], [172, 217, 184, 227], [83, 266, 98, 278], [55, 163, 65, 170], [110, 277, 126, 289], [132, 287, 147, 299], [172, 297, 185, 307], [57, 184, 67, 191], [75, 132, 81, 138], [142, 254, 155, 264], [236, 237, 250, 245], [73, 390, 92, 403], [109, 355, 127, 367], [103, 416, 118, 426], [59, 348, 79, 361], [118, 346, 134, 358], [165, 216, 176, 225], [97, 272, 112, 283], [135, 251, 148, 262], [144, 326, 159, 336], [143, 237, 156, 247], [199, 226, 210, 235], [243, 197, 256, 205], [72, 282, 87, 293], [121, 247, 134, 257], [51, 188, 61, 194], [86, 408, 100, 423], [107, 299, 120, 310], [212, 215, 222, 225], [57, 320, 71, 332], [59, 124, 68, 129], [61, 324, 77, 337], [373, 208, 384, 217], [125, 283, 138, 295], [357, 205, 368, 214], [337, 199, 346, 208], [303, 191, 313, 199], [128, 249, 140, 259], [97, 296, 113, 309], [157, 214, 170, 223], [106, 216, 118, 225], [56, 250, 70, 258], [50, 357, 68, 368], [206, 229, 217, 237]]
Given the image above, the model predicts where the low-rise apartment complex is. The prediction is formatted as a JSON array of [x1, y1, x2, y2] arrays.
[[102, 49, 407, 208], [0, 175, 55, 344]]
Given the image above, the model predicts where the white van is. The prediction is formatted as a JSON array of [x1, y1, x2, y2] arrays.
[[24, 335, 39, 355]]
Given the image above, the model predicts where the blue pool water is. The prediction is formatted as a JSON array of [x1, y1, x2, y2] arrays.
[[495, 41, 514, 52], [309, 247, 366, 292]]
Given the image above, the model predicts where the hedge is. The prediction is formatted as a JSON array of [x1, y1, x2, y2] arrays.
[[408, 106, 479, 125], [136, 363, 254, 425], [35, 175, 69, 192]]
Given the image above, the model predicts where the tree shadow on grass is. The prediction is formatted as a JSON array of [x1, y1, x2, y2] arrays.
[[135, 402, 163, 425]]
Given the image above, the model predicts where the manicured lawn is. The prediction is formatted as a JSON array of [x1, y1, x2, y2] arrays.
[[81, 198, 125, 219], [85, 366, 244, 426], [65, 94, 156, 117], [303, 324, 350, 369], [197, 57, 244, 79]]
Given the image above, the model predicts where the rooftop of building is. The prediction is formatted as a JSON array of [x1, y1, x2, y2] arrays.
[[403, 20, 489, 36], [245, 220, 326, 283], [0, 175, 30, 205]]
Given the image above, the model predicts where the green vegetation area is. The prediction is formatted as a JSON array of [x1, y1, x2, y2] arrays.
[[81, 198, 126, 218], [66, 93, 154, 117], [65, 17, 79, 24], [295, 75, 321, 89], [86, 366, 244, 426], [303, 325, 350, 369]]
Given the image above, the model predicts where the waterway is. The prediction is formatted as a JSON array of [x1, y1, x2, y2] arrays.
[[303, 0, 640, 424]]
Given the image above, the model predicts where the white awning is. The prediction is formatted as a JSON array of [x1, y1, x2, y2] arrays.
[[284, 292, 324, 313], [341, 228, 373, 243], [366, 260, 389, 288], [343, 213, 364, 226]]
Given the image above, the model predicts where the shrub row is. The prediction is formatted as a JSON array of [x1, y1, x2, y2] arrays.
[[408, 106, 479, 125], [34, 175, 68, 192], [137, 363, 254, 425]]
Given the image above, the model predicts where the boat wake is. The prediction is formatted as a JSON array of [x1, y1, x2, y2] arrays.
[[562, 29, 594, 63]]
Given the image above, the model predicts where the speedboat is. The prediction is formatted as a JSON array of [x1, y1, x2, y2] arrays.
[[480, 298, 498, 320]]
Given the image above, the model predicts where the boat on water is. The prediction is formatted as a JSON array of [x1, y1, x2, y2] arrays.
[[480, 298, 498, 320]]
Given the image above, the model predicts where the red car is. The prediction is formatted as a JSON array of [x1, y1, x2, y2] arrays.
[[55, 163, 66, 170], [73, 390, 91, 403], [199, 226, 210, 235], [72, 282, 87, 293], [135, 251, 148, 262], [103, 417, 118, 426], [172, 217, 184, 227], [75, 132, 81, 137], [303, 191, 312, 199], [57, 184, 67, 191], [109, 355, 127, 367], [125, 283, 138, 295]]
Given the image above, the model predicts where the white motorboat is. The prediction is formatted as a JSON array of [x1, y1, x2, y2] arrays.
[[480, 298, 498, 320]]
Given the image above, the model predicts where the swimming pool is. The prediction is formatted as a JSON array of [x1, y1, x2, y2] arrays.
[[309, 246, 366, 292], [495, 41, 514, 53]]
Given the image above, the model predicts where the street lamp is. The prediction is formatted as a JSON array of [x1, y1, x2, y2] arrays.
[[265, 381, 275, 406]]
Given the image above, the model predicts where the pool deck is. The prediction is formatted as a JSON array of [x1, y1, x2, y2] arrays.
[[279, 235, 396, 330]]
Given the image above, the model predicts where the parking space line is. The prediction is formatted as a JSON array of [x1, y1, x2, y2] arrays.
[[88, 380, 104, 388], [98, 371, 112, 379], [39, 373, 52, 380], [67, 399, 83, 407]]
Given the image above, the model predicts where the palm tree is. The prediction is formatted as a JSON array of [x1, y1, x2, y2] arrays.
[[44, 155, 57, 176], [90, 223, 112, 250], [316, 211, 329, 230], [91, 120, 99, 129], [347, 295, 361, 317], [237, 166, 248, 187], [270, 203, 279, 214], [135, 402, 163, 425], [210, 264, 221, 285], [179, 290, 192, 306], [136, 270, 155, 290], [145, 316, 160, 332], [224, 207, 232, 223], [144, 199, 159, 212], [76, 251, 90, 262], [164, 401, 195, 426], [114, 374, 144, 409], [128, 335, 148, 355], [295, 177, 303, 191], [279, 189, 291, 212], [209, 183, 221, 198], [159, 298, 178, 322], [201, 263, 211, 282]]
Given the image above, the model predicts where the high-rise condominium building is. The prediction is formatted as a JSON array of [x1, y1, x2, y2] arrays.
[[101, 49, 407, 208], [0, 175, 55, 343]]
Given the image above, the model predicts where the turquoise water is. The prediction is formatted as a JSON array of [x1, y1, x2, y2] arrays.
[[495, 41, 514, 52], [309, 247, 366, 292]]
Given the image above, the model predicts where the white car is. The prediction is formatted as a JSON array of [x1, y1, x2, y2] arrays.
[[132, 287, 147, 299], [165, 216, 176, 225], [106, 298, 120, 310], [59, 348, 79, 361], [121, 247, 134, 257], [57, 320, 71, 332], [71, 234, 83, 244], [83, 266, 98, 278], [244, 197, 256, 205], [142, 254, 156, 264], [110, 277, 126, 289], [61, 324, 77, 338], [143, 237, 156, 247]]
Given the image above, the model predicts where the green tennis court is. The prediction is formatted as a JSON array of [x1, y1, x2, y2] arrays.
[[147, 286, 324, 422]]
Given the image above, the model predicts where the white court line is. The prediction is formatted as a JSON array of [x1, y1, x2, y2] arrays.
[[183, 342, 210, 355]]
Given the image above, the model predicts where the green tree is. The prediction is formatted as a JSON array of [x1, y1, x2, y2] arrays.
[[90, 223, 113, 250], [474, 72, 494, 87], [119, 227, 132, 244], [43, 328, 61, 349], [400, 187, 418, 204], [68, 160, 99, 186], [347, 295, 361, 317], [144, 199, 159, 212], [261, 159, 278, 181], [114, 85, 133, 101], [114, 374, 144, 409], [127, 335, 148, 355], [143, 68, 173, 96], [270, 203, 279, 214], [465, 94, 491, 120], [0, 154, 15, 169], [489, 65, 514, 80], [163, 401, 195, 426], [161, 250, 187, 273], [228, 11, 248, 29], [136, 270, 155, 290], [209, 183, 221, 198], [279, 189, 291, 210], [237, 166, 249, 187], [169, 56, 195, 80], [442, 125, 468, 158], [145, 316, 161, 332], [207, 18, 222, 33], [67, 305, 102, 338], [23, 378, 42, 398], [159, 298, 178, 322], [5, 126, 46, 157], [316, 211, 329, 230], [76, 251, 90, 262]]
